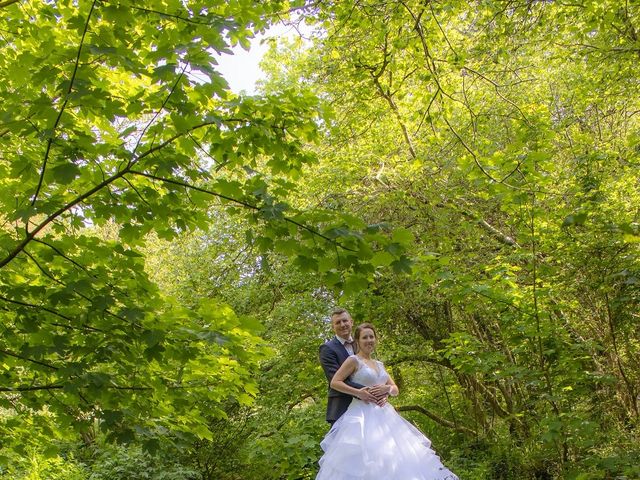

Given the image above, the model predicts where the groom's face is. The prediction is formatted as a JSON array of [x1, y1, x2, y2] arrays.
[[331, 312, 353, 340]]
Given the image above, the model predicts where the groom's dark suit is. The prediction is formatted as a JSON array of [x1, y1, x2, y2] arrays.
[[319, 337, 365, 424]]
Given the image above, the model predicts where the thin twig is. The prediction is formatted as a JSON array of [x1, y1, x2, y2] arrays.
[[128, 170, 357, 251], [31, 0, 97, 207], [0, 0, 20, 9], [131, 63, 187, 158], [0, 348, 59, 370]]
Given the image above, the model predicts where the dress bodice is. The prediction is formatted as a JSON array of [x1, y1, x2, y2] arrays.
[[350, 355, 389, 387]]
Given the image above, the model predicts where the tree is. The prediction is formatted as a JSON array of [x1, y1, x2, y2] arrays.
[[3, 1, 639, 478], [0, 0, 412, 462], [255, 1, 640, 477]]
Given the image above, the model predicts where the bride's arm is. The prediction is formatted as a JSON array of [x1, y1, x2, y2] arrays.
[[384, 376, 399, 397], [330, 357, 376, 402]]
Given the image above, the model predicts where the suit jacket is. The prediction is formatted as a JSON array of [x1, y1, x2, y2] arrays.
[[319, 336, 364, 423]]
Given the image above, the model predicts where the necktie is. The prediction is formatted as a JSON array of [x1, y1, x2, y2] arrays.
[[344, 340, 355, 352]]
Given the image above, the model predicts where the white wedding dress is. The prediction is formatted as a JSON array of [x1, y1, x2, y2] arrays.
[[317, 355, 459, 480]]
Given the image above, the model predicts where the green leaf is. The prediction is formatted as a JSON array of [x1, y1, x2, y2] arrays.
[[152, 63, 178, 81], [391, 227, 415, 245], [623, 234, 640, 243], [562, 212, 588, 227], [293, 254, 319, 272], [371, 251, 394, 267], [343, 274, 369, 295], [192, 423, 213, 441], [51, 163, 82, 183], [391, 256, 413, 274]]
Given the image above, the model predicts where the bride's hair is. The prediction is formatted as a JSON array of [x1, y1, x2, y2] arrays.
[[354, 323, 377, 342]]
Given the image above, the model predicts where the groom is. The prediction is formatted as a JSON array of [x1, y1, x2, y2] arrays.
[[319, 308, 384, 425]]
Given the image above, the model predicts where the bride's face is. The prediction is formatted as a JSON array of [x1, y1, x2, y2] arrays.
[[358, 328, 377, 353]]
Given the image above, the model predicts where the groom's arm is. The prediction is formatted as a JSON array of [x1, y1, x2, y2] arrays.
[[319, 344, 365, 391]]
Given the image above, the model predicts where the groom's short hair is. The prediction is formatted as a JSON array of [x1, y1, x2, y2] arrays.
[[331, 308, 350, 319]]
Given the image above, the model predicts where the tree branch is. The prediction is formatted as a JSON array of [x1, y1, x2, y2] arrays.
[[370, 73, 418, 160], [0, 348, 59, 370], [429, 3, 457, 57], [131, 63, 187, 158], [397, 405, 476, 435], [0, 294, 74, 323], [0, 294, 104, 332], [0, 0, 20, 8], [129, 169, 258, 209], [127, 170, 357, 252], [356, 31, 418, 161], [0, 384, 64, 392], [459, 210, 519, 247], [22, 248, 134, 328], [0, 119, 221, 269], [463, 66, 532, 126], [99, 0, 227, 27], [31, 0, 97, 207]]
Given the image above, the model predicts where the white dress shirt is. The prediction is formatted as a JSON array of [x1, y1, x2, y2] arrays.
[[337, 335, 355, 355]]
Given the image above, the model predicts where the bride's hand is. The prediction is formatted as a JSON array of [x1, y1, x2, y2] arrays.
[[368, 384, 391, 399], [356, 387, 378, 404]]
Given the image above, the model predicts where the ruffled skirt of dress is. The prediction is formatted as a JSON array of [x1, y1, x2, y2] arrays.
[[317, 400, 459, 480]]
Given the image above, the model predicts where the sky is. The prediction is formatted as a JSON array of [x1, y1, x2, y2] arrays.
[[214, 23, 302, 94]]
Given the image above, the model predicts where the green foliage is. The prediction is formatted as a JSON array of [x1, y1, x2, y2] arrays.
[[1, 448, 86, 480], [0, 0, 411, 457], [253, 1, 640, 477], [147, 239, 332, 479], [85, 443, 198, 480], [1, 441, 201, 480], [2, 0, 640, 478]]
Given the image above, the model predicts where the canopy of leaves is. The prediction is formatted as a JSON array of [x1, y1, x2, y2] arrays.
[[0, 0, 411, 463], [2, 1, 640, 479]]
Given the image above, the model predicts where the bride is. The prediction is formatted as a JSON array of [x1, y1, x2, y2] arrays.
[[316, 322, 459, 480]]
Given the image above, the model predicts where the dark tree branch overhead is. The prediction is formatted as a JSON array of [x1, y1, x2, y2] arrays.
[[128, 170, 358, 252], [20, 248, 135, 328], [0, 348, 59, 370], [442, 116, 501, 184], [0, 384, 64, 392], [400, 0, 453, 104], [22, 249, 69, 288], [0, 293, 105, 333], [370, 73, 418, 160], [0, 0, 20, 8], [0, 294, 75, 323], [31, 0, 97, 208], [429, 2, 458, 57], [99, 0, 229, 27], [33, 238, 95, 277], [131, 63, 187, 158], [463, 66, 532, 126], [128, 169, 259, 210], [357, 32, 418, 160], [1, 117, 245, 270]]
